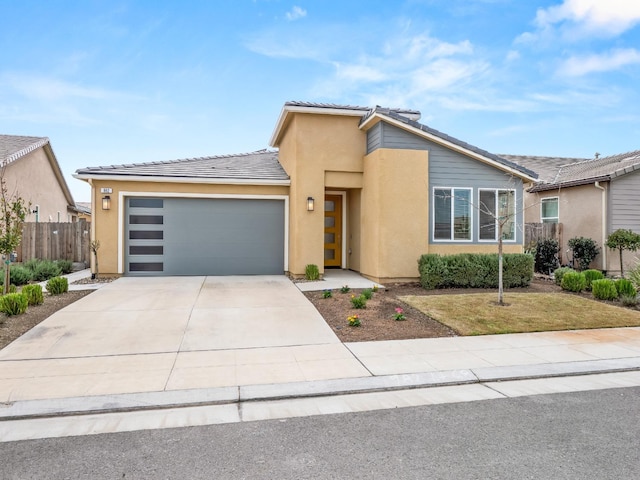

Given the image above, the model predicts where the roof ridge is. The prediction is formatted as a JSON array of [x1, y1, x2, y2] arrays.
[[1, 136, 50, 163]]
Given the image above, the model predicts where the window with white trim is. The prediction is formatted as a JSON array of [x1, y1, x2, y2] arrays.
[[433, 188, 472, 241], [541, 197, 559, 223], [479, 189, 516, 241]]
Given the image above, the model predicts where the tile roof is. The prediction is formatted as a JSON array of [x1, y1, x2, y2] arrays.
[[0, 134, 50, 163], [502, 151, 640, 191], [284, 101, 421, 119], [75, 149, 290, 182], [368, 108, 538, 179], [499, 154, 589, 183]]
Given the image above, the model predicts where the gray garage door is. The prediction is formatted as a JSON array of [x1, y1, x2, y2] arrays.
[[125, 197, 285, 276]]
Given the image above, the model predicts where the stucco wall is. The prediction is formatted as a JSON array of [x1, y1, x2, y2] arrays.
[[525, 184, 605, 269], [277, 113, 366, 276], [361, 148, 429, 281], [89, 179, 289, 275], [5, 147, 71, 222]]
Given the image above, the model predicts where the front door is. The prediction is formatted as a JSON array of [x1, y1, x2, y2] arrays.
[[324, 194, 342, 267]]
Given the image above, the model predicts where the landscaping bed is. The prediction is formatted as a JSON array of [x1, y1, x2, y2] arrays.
[[0, 290, 92, 349], [303, 277, 640, 342]]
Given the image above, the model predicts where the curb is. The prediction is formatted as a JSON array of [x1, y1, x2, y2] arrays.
[[2, 357, 640, 421]]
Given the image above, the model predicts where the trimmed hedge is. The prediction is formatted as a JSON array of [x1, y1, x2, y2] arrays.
[[0, 293, 28, 316], [560, 271, 586, 292], [418, 253, 533, 290], [553, 267, 575, 286], [592, 279, 618, 301], [583, 269, 604, 291], [46, 276, 68, 295]]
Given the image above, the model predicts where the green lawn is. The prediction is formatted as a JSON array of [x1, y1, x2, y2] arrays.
[[401, 292, 640, 335]]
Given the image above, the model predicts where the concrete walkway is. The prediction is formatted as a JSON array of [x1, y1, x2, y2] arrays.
[[1, 272, 640, 441]]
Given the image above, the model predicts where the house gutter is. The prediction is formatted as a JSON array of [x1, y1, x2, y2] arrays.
[[594, 181, 607, 271]]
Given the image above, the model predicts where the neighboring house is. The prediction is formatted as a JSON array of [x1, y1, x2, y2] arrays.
[[74, 202, 92, 222], [504, 151, 640, 273], [74, 101, 537, 281], [0, 135, 77, 222]]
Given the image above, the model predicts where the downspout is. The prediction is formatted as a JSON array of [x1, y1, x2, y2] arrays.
[[594, 181, 607, 271]]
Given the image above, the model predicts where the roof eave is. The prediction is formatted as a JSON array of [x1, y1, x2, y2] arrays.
[[72, 173, 291, 186], [360, 112, 538, 182], [43, 143, 76, 207], [269, 104, 368, 148], [528, 176, 611, 192]]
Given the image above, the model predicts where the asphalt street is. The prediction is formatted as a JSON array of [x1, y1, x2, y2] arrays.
[[1, 386, 639, 479]]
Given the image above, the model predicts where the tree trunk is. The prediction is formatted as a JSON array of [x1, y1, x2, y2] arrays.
[[619, 248, 624, 277], [3, 261, 10, 295], [498, 225, 504, 306]]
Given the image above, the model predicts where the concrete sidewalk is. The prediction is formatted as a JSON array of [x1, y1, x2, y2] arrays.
[[1, 271, 640, 441]]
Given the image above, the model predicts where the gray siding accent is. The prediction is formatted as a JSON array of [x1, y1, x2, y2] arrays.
[[125, 197, 285, 276], [366, 121, 524, 244], [610, 170, 640, 232], [366, 122, 382, 154]]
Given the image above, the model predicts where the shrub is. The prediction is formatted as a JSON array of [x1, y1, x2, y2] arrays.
[[553, 267, 575, 286], [591, 279, 618, 301], [347, 314, 360, 327], [350, 294, 367, 309], [0, 266, 33, 286], [55, 259, 74, 274], [567, 237, 600, 271], [418, 253, 533, 290], [29, 259, 62, 281], [620, 294, 638, 307], [340, 285, 350, 293], [583, 269, 605, 291], [304, 264, 320, 281], [628, 259, 640, 288], [21, 284, 44, 306], [561, 272, 586, 292], [361, 288, 374, 300], [322, 289, 332, 299], [46, 276, 68, 295], [0, 293, 28, 316], [8, 285, 16, 293], [534, 239, 559, 274], [372, 285, 379, 293], [615, 278, 637, 298]]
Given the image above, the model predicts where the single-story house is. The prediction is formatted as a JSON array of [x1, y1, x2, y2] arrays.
[[0, 135, 79, 222], [74, 101, 537, 282], [504, 151, 640, 273]]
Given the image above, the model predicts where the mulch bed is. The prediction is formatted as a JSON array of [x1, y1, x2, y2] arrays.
[[304, 277, 562, 342]]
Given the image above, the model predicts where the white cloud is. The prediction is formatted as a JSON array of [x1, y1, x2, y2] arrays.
[[285, 6, 307, 21], [558, 48, 640, 76], [505, 50, 520, 62], [534, 0, 640, 38]]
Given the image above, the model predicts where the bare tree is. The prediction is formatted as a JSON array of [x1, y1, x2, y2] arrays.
[[0, 161, 30, 294]]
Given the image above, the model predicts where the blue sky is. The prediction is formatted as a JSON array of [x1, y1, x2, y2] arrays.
[[2, 0, 639, 202]]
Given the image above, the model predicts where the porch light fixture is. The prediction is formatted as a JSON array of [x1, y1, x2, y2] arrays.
[[102, 195, 111, 210], [307, 196, 314, 211]]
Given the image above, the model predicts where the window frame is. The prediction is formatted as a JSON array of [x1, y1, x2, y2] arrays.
[[432, 186, 473, 242], [477, 188, 517, 243], [540, 196, 559, 224]]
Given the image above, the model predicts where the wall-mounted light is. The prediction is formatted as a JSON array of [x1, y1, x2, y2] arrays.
[[307, 196, 314, 211], [102, 195, 111, 210]]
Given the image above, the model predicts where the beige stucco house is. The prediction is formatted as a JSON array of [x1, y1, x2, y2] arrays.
[[74, 102, 537, 282], [0, 135, 79, 223], [505, 151, 640, 274]]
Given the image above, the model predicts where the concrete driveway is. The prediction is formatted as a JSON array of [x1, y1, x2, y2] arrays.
[[0, 276, 370, 402]]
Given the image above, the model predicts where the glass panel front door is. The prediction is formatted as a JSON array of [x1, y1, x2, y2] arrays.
[[324, 194, 342, 267]]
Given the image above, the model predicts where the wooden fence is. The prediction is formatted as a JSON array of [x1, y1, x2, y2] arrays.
[[525, 222, 563, 258], [17, 220, 91, 264]]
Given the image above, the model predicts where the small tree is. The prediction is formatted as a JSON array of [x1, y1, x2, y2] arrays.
[[567, 236, 600, 271], [606, 229, 640, 277], [0, 162, 29, 295], [90, 240, 101, 279]]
